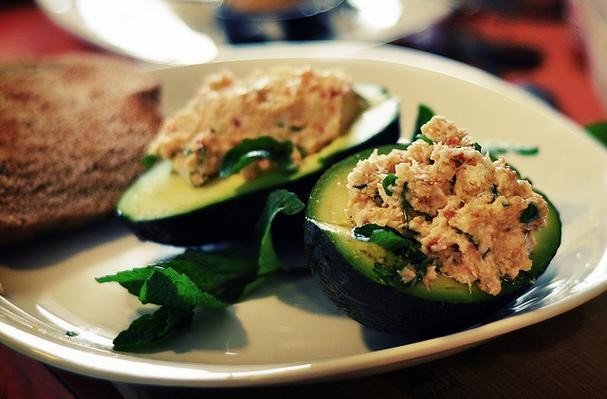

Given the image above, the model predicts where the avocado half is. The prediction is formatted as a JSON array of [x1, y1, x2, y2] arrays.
[[304, 145, 562, 338], [118, 84, 400, 246]]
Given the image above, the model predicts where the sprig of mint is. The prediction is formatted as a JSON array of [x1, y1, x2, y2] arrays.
[[353, 224, 429, 286], [141, 154, 159, 170], [585, 121, 607, 148], [411, 104, 435, 142], [219, 136, 297, 178], [97, 190, 304, 351], [353, 224, 426, 265], [381, 174, 397, 196]]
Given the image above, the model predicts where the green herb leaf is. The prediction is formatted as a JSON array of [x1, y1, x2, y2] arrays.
[[491, 184, 499, 201], [584, 121, 607, 147], [96, 268, 155, 296], [139, 268, 229, 309], [381, 174, 397, 196], [141, 154, 159, 170], [482, 143, 539, 158], [254, 189, 305, 276], [112, 306, 194, 352], [219, 136, 296, 177], [520, 203, 539, 223], [373, 263, 410, 288], [512, 146, 539, 156], [402, 183, 413, 223], [151, 248, 257, 302], [415, 134, 434, 145], [372, 262, 428, 288], [353, 224, 426, 264], [411, 104, 435, 142], [98, 189, 305, 351]]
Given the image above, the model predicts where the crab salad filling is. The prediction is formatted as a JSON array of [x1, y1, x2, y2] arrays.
[[346, 115, 548, 296]]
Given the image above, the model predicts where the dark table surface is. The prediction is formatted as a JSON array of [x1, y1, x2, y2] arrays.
[[1, 1, 606, 398]]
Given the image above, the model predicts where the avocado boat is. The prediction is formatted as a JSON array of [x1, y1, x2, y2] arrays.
[[118, 83, 400, 246], [304, 145, 562, 338]]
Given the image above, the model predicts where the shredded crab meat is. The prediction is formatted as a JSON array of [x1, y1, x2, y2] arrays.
[[148, 66, 363, 186], [346, 115, 548, 296]]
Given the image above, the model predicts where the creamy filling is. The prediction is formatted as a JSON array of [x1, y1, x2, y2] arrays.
[[149, 66, 363, 186], [346, 115, 548, 296]]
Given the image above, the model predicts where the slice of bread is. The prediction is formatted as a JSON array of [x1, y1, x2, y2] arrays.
[[0, 54, 162, 245]]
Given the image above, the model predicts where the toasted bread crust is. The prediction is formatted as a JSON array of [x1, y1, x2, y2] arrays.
[[0, 54, 162, 244]]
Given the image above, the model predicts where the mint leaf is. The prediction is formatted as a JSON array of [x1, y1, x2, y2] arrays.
[[411, 104, 435, 142], [520, 203, 539, 223], [353, 224, 427, 265], [152, 248, 257, 302], [353, 224, 429, 286], [402, 183, 413, 223], [415, 134, 434, 145], [219, 136, 296, 177], [96, 267, 154, 296], [255, 189, 305, 276], [139, 268, 228, 309], [585, 121, 607, 147], [141, 154, 159, 170], [381, 174, 397, 196], [98, 189, 305, 351], [512, 146, 539, 156], [112, 306, 194, 351], [483, 144, 539, 158]]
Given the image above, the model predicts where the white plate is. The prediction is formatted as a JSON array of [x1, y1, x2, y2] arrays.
[[35, 0, 453, 64], [1, 44, 606, 387]]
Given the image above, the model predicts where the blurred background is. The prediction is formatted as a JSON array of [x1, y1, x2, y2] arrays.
[[1, 0, 606, 125]]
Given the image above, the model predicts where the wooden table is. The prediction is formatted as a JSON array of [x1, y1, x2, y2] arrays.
[[1, 1, 606, 397]]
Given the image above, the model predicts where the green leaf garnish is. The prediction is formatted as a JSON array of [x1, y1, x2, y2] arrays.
[[353, 225, 429, 287], [381, 174, 397, 196], [482, 143, 539, 158], [584, 121, 607, 147], [372, 262, 426, 288], [219, 136, 296, 178], [512, 146, 539, 156], [411, 104, 435, 141], [139, 268, 229, 309], [255, 189, 305, 276], [352, 224, 427, 265], [96, 189, 304, 351], [415, 134, 434, 145], [402, 183, 413, 223], [112, 306, 194, 352], [141, 154, 159, 170], [520, 203, 539, 223]]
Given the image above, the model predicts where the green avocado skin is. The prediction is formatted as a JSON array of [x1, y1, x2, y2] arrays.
[[120, 115, 401, 246], [304, 220, 523, 339]]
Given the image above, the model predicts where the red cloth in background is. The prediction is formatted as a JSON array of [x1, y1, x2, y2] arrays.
[[0, 5, 92, 59], [468, 12, 606, 125]]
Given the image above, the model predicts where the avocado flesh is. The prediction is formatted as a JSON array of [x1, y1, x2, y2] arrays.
[[118, 84, 400, 245], [304, 145, 562, 336]]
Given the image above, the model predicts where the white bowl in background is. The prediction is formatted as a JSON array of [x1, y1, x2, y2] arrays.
[[575, 0, 607, 111]]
